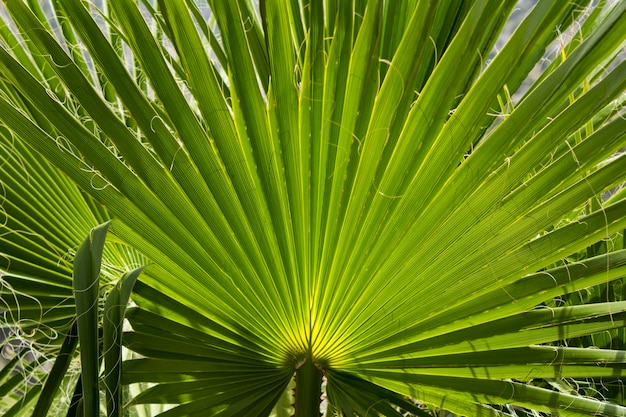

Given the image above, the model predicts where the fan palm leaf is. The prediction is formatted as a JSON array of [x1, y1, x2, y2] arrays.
[[1, 0, 626, 416]]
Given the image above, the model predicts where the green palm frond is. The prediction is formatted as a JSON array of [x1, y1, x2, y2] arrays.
[[1, 0, 626, 416]]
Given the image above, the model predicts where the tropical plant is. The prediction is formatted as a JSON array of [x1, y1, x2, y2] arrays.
[[1, 0, 626, 416]]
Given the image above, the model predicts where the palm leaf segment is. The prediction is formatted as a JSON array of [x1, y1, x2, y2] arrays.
[[1, 0, 626, 415]]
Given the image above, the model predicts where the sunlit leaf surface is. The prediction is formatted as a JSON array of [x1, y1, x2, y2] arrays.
[[1, 1, 625, 415]]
